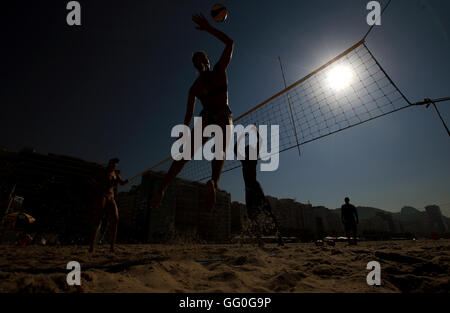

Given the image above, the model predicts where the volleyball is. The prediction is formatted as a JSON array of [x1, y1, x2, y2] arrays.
[[211, 4, 228, 22]]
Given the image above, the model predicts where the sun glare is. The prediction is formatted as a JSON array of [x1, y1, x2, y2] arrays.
[[328, 65, 353, 91]]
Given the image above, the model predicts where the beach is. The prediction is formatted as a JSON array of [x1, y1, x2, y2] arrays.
[[0, 240, 448, 293]]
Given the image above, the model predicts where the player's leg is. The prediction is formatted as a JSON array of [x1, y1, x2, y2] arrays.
[[352, 224, 358, 245], [89, 196, 106, 253], [345, 224, 352, 245], [149, 159, 190, 208], [205, 159, 224, 212], [150, 119, 209, 208], [263, 200, 284, 246], [98, 210, 109, 245], [205, 114, 233, 212], [108, 198, 119, 252]]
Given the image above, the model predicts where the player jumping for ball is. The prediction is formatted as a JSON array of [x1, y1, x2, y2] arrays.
[[149, 13, 234, 212]]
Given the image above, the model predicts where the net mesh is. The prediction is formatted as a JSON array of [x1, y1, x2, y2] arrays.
[[163, 41, 409, 182]]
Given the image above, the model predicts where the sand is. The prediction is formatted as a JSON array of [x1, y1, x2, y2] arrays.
[[0, 240, 448, 293]]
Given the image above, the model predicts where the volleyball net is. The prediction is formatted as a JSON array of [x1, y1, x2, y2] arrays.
[[161, 39, 409, 181]]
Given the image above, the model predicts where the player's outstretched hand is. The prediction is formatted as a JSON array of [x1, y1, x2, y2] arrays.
[[192, 13, 212, 31]]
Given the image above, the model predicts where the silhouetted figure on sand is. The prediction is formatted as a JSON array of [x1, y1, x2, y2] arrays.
[[235, 128, 284, 247], [341, 197, 359, 245], [150, 13, 234, 213], [89, 158, 129, 253]]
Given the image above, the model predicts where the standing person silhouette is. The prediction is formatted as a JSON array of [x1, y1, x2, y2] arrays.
[[341, 197, 359, 245], [150, 13, 234, 212], [89, 158, 129, 253]]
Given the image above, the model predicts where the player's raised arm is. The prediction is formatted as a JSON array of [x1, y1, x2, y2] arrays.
[[192, 13, 234, 70]]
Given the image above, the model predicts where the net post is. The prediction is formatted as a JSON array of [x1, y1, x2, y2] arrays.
[[278, 56, 302, 157]]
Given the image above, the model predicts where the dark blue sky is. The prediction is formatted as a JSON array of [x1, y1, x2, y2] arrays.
[[1, 1, 449, 215]]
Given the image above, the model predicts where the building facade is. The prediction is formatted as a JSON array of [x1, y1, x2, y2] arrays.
[[0, 148, 105, 243], [125, 171, 232, 243]]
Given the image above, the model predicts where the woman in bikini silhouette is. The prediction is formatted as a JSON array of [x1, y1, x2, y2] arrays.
[[89, 158, 129, 253]]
